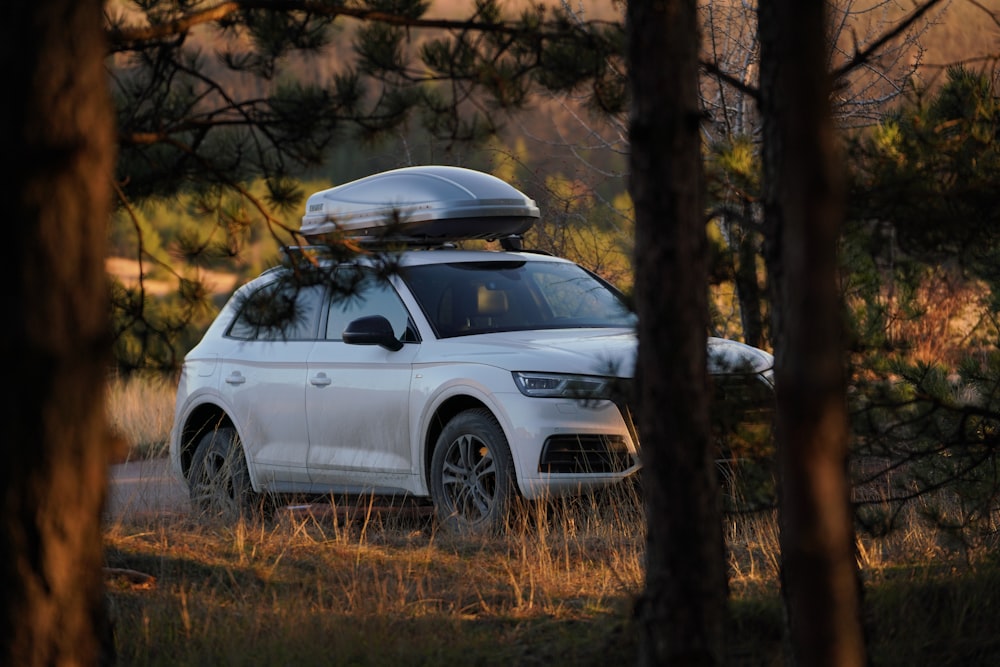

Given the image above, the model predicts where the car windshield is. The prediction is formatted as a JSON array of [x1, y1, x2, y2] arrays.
[[400, 260, 636, 338]]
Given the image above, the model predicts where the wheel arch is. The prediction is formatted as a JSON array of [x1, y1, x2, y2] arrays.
[[177, 403, 234, 480], [423, 395, 523, 497], [423, 394, 487, 485]]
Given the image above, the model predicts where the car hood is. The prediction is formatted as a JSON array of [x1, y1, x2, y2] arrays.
[[706, 337, 774, 378], [429, 329, 638, 377], [423, 330, 773, 380]]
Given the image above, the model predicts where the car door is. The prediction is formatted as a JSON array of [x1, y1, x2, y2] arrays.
[[221, 278, 323, 490], [305, 271, 419, 487]]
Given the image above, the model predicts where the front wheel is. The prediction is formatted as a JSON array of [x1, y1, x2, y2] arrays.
[[188, 427, 258, 521], [430, 409, 519, 535]]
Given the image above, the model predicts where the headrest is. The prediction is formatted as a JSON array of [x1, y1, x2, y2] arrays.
[[477, 287, 508, 315]]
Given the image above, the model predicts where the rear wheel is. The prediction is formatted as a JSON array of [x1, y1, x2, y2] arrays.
[[430, 409, 519, 535], [188, 427, 258, 521]]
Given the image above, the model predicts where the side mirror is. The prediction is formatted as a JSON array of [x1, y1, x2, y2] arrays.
[[342, 315, 404, 351]]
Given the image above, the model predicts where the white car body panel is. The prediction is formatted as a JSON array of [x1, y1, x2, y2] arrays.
[[220, 343, 314, 486], [305, 340, 418, 482]]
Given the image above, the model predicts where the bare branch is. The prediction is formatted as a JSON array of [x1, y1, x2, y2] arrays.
[[106, 0, 618, 52], [831, 0, 949, 81], [700, 58, 759, 101]]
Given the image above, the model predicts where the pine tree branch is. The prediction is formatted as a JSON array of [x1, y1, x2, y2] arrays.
[[105, 0, 617, 52]]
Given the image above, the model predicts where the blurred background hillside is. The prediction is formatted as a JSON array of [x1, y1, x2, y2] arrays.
[[104, 0, 1000, 367]]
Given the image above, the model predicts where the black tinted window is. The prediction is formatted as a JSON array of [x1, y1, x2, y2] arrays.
[[227, 279, 324, 341], [401, 260, 635, 338], [324, 272, 415, 342]]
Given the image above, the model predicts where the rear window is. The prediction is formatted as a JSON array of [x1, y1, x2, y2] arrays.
[[226, 279, 325, 341]]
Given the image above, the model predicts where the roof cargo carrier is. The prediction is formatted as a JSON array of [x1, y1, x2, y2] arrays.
[[300, 165, 539, 244]]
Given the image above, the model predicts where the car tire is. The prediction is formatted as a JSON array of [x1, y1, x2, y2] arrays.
[[188, 427, 258, 521], [430, 408, 519, 535]]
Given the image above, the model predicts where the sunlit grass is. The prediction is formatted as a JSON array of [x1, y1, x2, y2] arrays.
[[104, 487, 647, 666], [106, 372, 178, 461], [105, 374, 1000, 665]]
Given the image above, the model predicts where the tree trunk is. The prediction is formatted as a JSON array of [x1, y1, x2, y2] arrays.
[[0, 2, 117, 665], [734, 209, 766, 349], [628, 0, 728, 664], [758, 1, 867, 665]]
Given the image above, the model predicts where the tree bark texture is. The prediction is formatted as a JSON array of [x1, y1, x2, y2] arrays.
[[735, 215, 766, 349], [758, 0, 867, 665], [0, 2, 117, 665], [627, 0, 728, 665]]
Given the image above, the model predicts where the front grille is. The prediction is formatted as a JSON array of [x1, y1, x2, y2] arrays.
[[539, 434, 635, 474]]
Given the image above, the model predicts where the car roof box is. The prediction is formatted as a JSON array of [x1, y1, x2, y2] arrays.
[[301, 165, 539, 243]]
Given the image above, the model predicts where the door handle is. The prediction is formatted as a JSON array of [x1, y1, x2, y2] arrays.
[[310, 372, 332, 387], [225, 371, 246, 385]]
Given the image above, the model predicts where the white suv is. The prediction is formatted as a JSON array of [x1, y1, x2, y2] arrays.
[[169, 166, 774, 533]]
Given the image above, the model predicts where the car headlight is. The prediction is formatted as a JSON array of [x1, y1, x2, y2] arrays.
[[512, 371, 613, 399]]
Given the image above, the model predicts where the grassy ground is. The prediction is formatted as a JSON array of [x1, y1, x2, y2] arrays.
[[105, 494, 645, 666], [104, 498, 1000, 666], [105, 375, 1000, 666], [107, 372, 177, 461]]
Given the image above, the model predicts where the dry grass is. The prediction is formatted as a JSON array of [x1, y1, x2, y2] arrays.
[[105, 374, 1000, 665], [105, 497, 1000, 666], [106, 372, 178, 461], [104, 490, 647, 666]]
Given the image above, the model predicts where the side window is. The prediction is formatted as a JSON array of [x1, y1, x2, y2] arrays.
[[324, 272, 415, 342], [227, 280, 324, 341]]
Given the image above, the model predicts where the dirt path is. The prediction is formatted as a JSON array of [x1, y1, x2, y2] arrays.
[[106, 457, 190, 522]]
